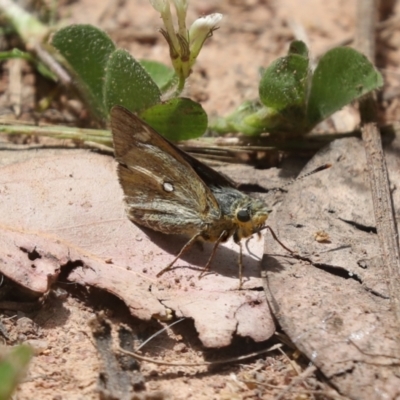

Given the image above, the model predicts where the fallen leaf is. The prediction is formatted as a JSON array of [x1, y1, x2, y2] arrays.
[[0, 150, 275, 347], [263, 137, 400, 398]]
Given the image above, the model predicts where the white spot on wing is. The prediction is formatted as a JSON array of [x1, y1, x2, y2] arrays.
[[163, 182, 174, 192]]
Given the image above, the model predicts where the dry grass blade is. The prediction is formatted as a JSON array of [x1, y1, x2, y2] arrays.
[[118, 344, 282, 367], [356, 0, 400, 326]]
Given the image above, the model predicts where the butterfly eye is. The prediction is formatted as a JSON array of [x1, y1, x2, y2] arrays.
[[237, 208, 251, 223]]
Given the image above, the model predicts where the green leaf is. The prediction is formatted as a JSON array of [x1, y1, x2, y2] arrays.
[[139, 98, 207, 141], [288, 40, 309, 57], [0, 345, 33, 400], [220, 101, 275, 136], [139, 60, 176, 92], [104, 49, 161, 113], [307, 47, 383, 127], [259, 49, 309, 116], [52, 24, 116, 119]]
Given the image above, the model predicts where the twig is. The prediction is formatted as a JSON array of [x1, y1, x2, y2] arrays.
[[355, 0, 400, 325], [276, 346, 301, 375], [0, 0, 72, 85], [240, 378, 345, 399], [274, 364, 317, 400], [31, 42, 71, 85], [118, 343, 282, 367], [135, 317, 185, 352], [355, 0, 377, 63], [362, 124, 400, 321], [8, 58, 23, 116]]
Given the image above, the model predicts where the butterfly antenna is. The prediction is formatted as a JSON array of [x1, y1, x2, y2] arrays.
[[274, 163, 332, 193]]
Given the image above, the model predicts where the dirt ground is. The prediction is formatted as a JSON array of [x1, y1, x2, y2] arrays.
[[1, 0, 400, 399]]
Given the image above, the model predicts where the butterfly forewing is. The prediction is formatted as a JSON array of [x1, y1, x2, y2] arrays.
[[171, 143, 237, 188], [111, 106, 221, 236]]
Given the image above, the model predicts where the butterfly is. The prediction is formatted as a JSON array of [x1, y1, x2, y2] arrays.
[[111, 105, 286, 285]]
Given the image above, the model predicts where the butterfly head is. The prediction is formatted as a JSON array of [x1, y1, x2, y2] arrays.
[[233, 198, 270, 241]]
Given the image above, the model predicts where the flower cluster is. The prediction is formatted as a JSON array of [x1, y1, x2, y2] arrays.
[[149, 0, 222, 88]]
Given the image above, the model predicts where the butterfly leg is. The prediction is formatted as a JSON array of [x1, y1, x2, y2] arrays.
[[198, 230, 228, 279], [156, 233, 202, 277], [238, 240, 243, 289]]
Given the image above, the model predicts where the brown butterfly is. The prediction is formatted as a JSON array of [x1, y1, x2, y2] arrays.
[[111, 105, 284, 285]]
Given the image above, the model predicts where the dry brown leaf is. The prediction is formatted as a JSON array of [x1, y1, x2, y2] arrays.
[[263, 137, 400, 398], [0, 150, 274, 347]]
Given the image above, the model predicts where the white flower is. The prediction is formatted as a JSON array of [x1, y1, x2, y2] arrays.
[[149, 0, 222, 86], [172, 0, 188, 13], [189, 13, 223, 59], [149, 0, 168, 13], [172, 0, 188, 39], [150, 0, 180, 56]]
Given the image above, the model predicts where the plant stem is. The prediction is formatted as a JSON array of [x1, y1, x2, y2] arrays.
[[174, 75, 186, 96], [0, 124, 112, 147]]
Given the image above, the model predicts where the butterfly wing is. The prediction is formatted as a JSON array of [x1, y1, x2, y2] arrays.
[[111, 106, 221, 235], [171, 144, 237, 188]]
